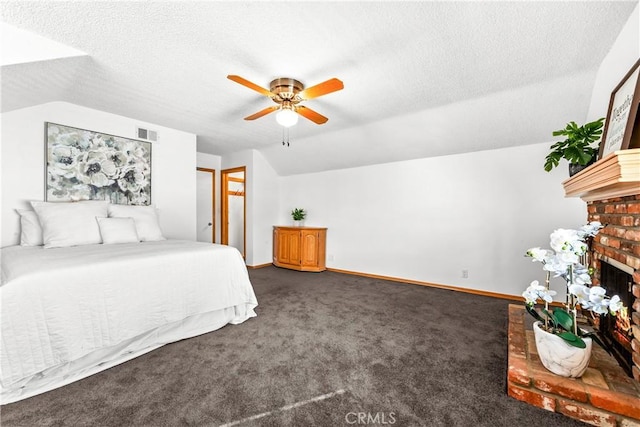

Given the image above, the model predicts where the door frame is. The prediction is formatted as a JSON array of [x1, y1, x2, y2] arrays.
[[221, 166, 246, 258], [196, 167, 216, 243]]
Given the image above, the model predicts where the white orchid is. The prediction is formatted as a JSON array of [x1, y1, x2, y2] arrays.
[[523, 222, 622, 349], [608, 295, 623, 314], [549, 228, 580, 253], [568, 284, 590, 302], [526, 247, 551, 263], [542, 256, 571, 277], [578, 221, 603, 239], [523, 280, 557, 305], [573, 271, 592, 286]]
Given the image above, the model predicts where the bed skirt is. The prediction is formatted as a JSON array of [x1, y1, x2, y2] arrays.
[[1, 303, 256, 404]]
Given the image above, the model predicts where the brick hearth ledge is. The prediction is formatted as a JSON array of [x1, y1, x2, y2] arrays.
[[507, 304, 640, 427]]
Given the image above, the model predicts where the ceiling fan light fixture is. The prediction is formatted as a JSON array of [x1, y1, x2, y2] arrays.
[[276, 107, 298, 127]]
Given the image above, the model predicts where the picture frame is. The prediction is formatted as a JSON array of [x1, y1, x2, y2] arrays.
[[46, 122, 152, 205], [598, 59, 640, 159]]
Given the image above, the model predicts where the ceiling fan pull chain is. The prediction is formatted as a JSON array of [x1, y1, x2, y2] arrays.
[[281, 128, 290, 147]]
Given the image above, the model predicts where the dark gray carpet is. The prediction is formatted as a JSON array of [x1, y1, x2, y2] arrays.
[[1, 266, 585, 426]]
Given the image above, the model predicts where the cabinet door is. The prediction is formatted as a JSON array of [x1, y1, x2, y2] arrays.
[[277, 229, 301, 265], [300, 230, 319, 267]]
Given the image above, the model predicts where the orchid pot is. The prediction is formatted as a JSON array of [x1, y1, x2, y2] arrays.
[[533, 321, 592, 377]]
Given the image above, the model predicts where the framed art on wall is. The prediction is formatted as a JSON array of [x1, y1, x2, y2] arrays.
[[598, 59, 640, 159], [46, 122, 152, 205]]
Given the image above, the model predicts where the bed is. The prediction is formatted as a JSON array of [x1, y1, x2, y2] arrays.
[[0, 239, 258, 404]]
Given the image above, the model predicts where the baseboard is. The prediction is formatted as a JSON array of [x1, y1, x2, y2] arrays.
[[326, 267, 522, 302], [246, 262, 273, 269]]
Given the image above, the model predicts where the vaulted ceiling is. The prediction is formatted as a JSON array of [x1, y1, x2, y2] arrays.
[[1, 2, 637, 175]]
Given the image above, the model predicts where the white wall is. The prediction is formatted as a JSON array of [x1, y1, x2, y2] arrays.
[[196, 152, 222, 243], [1, 101, 197, 246], [250, 150, 280, 266], [587, 2, 639, 122], [278, 142, 586, 297]]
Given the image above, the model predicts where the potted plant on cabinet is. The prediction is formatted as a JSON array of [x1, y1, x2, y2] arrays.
[[291, 208, 306, 226], [544, 118, 604, 176]]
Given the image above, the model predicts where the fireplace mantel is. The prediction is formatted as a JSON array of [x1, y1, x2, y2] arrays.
[[562, 148, 640, 202]]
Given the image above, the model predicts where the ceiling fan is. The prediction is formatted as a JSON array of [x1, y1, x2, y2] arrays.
[[227, 75, 344, 127]]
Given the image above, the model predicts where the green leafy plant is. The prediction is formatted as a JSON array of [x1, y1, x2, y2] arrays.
[[544, 118, 604, 172], [291, 208, 306, 221]]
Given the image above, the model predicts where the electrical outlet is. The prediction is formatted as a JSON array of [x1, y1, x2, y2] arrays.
[[328, 254, 335, 261], [462, 269, 469, 279]]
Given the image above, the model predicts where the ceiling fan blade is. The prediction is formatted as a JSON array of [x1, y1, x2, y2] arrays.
[[296, 106, 329, 124], [227, 75, 274, 97], [299, 78, 344, 100], [244, 106, 279, 120]]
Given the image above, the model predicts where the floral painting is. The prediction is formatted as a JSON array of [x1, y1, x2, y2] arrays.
[[46, 123, 151, 205]]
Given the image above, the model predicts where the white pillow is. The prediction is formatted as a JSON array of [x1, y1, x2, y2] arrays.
[[96, 217, 140, 244], [16, 209, 43, 246], [31, 200, 109, 249], [108, 205, 165, 242]]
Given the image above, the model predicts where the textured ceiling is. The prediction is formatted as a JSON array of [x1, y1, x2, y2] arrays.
[[1, 1, 637, 175]]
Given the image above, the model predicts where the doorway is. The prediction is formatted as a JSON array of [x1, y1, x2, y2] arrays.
[[196, 167, 215, 243], [221, 166, 246, 258]]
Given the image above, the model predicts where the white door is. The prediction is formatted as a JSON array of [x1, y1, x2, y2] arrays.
[[196, 169, 214, 243]]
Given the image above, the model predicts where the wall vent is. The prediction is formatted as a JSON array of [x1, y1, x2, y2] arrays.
[[136, 126, 158, 142]]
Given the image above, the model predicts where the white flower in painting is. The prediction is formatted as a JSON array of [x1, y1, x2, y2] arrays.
[[49, 145, 81, 178], [47, 125, 60, 139], [119, 140, 148, 162], [88, 134, 107, 150], [52, 129, 91, 150], [117, 165, 148, 193], [104, 148, 129, 169], [47, 175, 69, 199], [76, 150, 117, 187], [67, 184, 92, 201], [129, 192, 149, 205]]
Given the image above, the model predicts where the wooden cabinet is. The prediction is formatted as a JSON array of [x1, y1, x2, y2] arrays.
[[273, 226, 327, 272]]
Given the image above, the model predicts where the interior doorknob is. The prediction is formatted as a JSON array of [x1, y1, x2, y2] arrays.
[[208, 223, 212, 226]]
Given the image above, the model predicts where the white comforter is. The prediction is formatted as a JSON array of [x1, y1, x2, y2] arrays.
[[0, 240, 258, 402]]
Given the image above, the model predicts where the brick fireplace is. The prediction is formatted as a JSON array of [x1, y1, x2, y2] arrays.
[[587, 194, 640, 381], [561, 148, 640, 383], [506, 150, 640, 426]]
